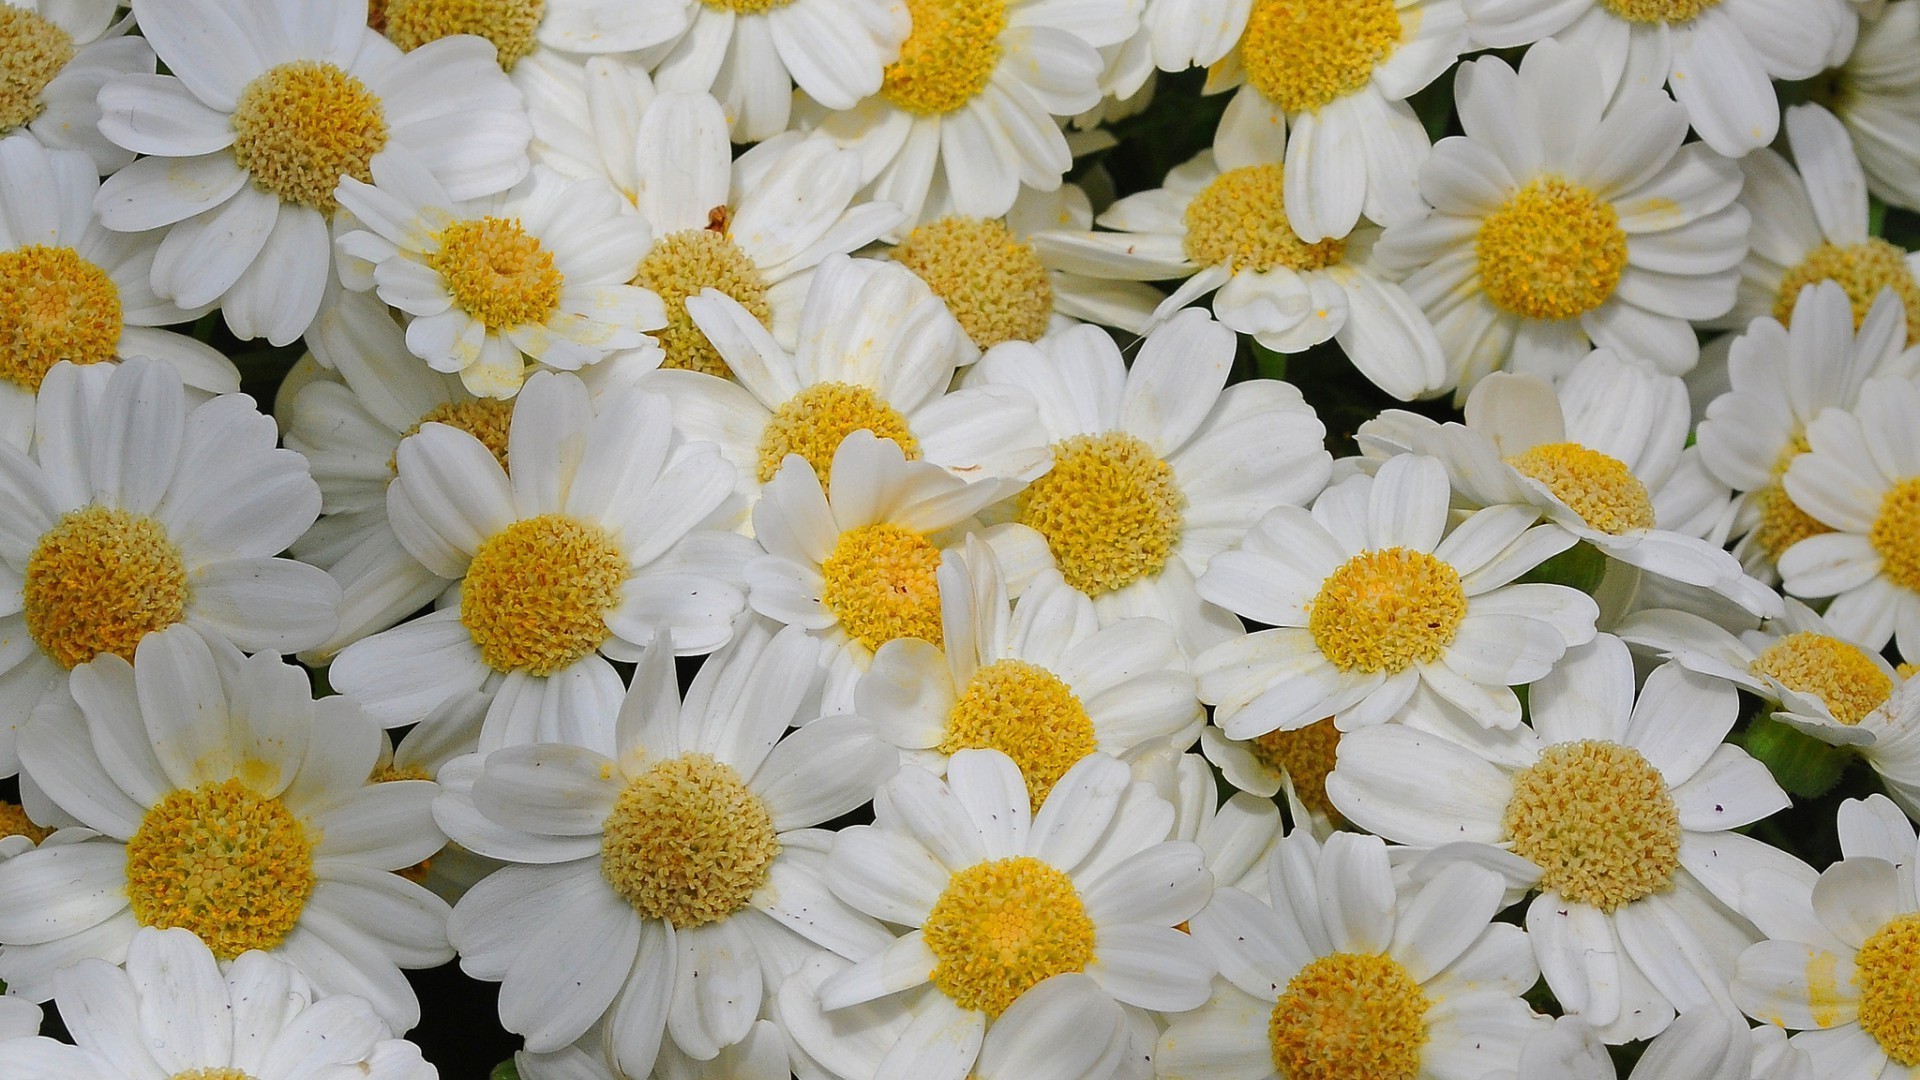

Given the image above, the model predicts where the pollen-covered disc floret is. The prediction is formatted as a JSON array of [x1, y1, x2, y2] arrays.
[[1870, 477, 1920, 592], [891, 217, 1052, 348], [1503, 740, 1681, 912], [123, 779, 317, 960], [599, 754, 781, 930], [384, 0, 546, 69], [879, 0, 1006, 115], [24, 506, 190, 670], [460, 514, 628, 675], [1773, 240, 1920, 343], [1016, 432, 1184, 597], [820, 523, 944, 652], [1239, 0, 1402, 114], [230, 61, 390, 214], [1855, 912, 1920, 1067], [1308, 548, 1467, 674], [1596, 0, 1721, 22], [1751, 632, 1893, 725], [939, 660, 1098, 809], [1250, 718, 1343, 819], [0, 6, 72, 132], [428, 217, 564, 331], [634, 228, 772, 379], [396, 398, 515, 473], [1506, 442, 1657, 535], [923, 855, 1097, 1017], [757, 383, 920, 483], [0, 245, 124, 392], [1267, 951, 1430, 1080], [1183, 165, 1347, 274], [1475, 178, 1628, 322]]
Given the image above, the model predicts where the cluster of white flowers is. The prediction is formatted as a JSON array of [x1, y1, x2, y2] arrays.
[[2, 0, 1920, 1077]]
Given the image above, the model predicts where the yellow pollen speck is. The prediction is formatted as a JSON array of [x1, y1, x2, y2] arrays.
[[1249, 718, 1343, 820], [1872, 477, 1920, 594], [1183, 164, 1347, 274], [632, 227, 770, 379], [757, 382, 920, 484], [1774, 240, 1920, 344], [1856, 912, 1920, 1065], [821, 522, 945, 653], [1506, 442, 1657, 535], [600, 753, 779, 929], [0, 800, 50, 845], [384, 0, 545, 69], [1503, 740, 1680, 912], [0, 244, 124, 391], [125, 778, 316, 960], [0, 6, 72, 134], [1751, 631, 1892, 725], [230, 61, 389, 214], [395, 397, 515, 474], [428, 216, 564, 331], [880, 0, 1005, 115], [1016, 432, 1184, 597], [1240, 0, 1402, 114], [1267, 951, 1430, 1080], [1476, 177, 1628, 321], [891, 216, 1053, 348], [939, 660, 1098, 809], [170, 1070, 258, 1080], [1308, 547, 1467, 674], [925, 856, 1095, 1017], [461, 514, 627, 675], [1596, 0, 1722, 23], [24, 506, 189, 670]]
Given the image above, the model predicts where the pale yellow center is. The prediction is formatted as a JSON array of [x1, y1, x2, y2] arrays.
[[880, 0, 1005, 115], [939, 659, 1098, 809], [25, 506, 189, 670], [633, 227, 771, 380], [384, 0, 545, 68], [1775, 240, 1920, 345], [0, 800, 50, 845], [1249, 717, 1343, 820], [0, 244, 123, 391], [428, 216, 563, 331], [125, 779, 316, 960], [757, 382, 920, 483], [0, 5, 71, 133], [1268, 952, 1430, 1080], [821, 523, 945, 653], [1308, 548, 1467, 674], [1016, 432, 1184, 597], [395, 397, 515, 474], [1240, 0, 1401, 114], [1183, 164, 1347, 274], [1751, 631, 1893, 725], [600, 754, 780, 929], [891, 217, 1053, 348], [1596, 0, 1722, 23], [230, 61, 389, 213], [1504, 740, 1680, 912], [460, 514, 627, 675], [1872, 478, 1920, 594], [1476, 177, 1628, 321], [925, 856, 1096, 1017], [1506, 442, 1657, 535], [1856, 912, 1920, 1066]]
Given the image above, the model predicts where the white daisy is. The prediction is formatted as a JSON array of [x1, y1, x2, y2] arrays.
[[1828, 0, 1920, 213], [0, 0, 152, 173], [92, 0, 532, 344], [1198, 716, 1347, 834], [1492, 1009, 1813, 1080], [1373, 42, 1749, 394], [0, 624, 451, 1028], [1193, 454, 1599, 737], [1328, 635, 1795, 1042], [436, 623, 898, 1076], [371, 0, 550, 72], [1142, 744, 1289, 899]]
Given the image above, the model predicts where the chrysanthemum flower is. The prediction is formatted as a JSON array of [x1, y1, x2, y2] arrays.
[[0, 0, 151, 172]]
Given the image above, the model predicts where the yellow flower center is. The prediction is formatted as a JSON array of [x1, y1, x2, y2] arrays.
[[230, 61, 389, 214], [1267, 952, 1430, 1080], [0, 245, 123, 392], [24, 506, 190, 671], [600, 753, 780, 929], [890, 216, 1053, 348], [1183, 164, 1348, 274], [394, 397, 516, 474], [1248, 717, 1343, 820], [1016, 432, 1184, 597], [1308, 548, 1467, 674], [171, 1071, 258, 1080], [460, 514, 628, 675], [428, 216, 564, 331], [1476, 177, 1628, 321], [632, 227, 771, 380], [1755, 484, 1832, 564], [384, 0, 546, 69], [1596, 0, 1722, 22], [879, 0, 1005, 115], [925, 856, 1096, 1017], [1240, 0, 1400, 114], [0, 800, 50, 845], [939, 660, 1099, 809], [124, 779, 317, 960], [756, 382, 920, 484], [820, 523, 945, 653], [0, 6, 72, 133], [1774, 240, 1920, 344], [1505, 442, 1657, 535], [1504, 740, 1680, 912], [1856, 912, 1920, 1066], [1750, 631, 1893, 725], [1872, 477, 1920, 594]]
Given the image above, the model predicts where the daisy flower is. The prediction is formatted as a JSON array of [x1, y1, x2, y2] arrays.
[[335, 151, 665, 399], [792, 749, 1214, 1080], [1828, 0, 1920, 212], [1199, 716, 1348, 832], [1033, 147, 1446, 400], [1192, 454, 1599, 737], [0, 359, 338, 777], [1144, 745, 1289, 898], [1463, 0, 1852, 158], [371, 0, 550, 72], [92, 0, 531, 344], [0, 625, 451, 1027], [0, 135, 237, 448], [970, 310, 1333, 657], [436, 623, 898, 1076], [330, 370, 754, 743], [1373, 42, 1748, 394], [1163, 830, 1544, 1080], [1493, 1009, 1812, 1080], [1327, 635, 1794, 1043], [0, 927, 434, 1079], [0, 0, 152, 172]]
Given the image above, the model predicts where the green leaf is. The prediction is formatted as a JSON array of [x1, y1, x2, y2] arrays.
[[1517, 542, 1608, 596], [1743, 715, 1855, 798]]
